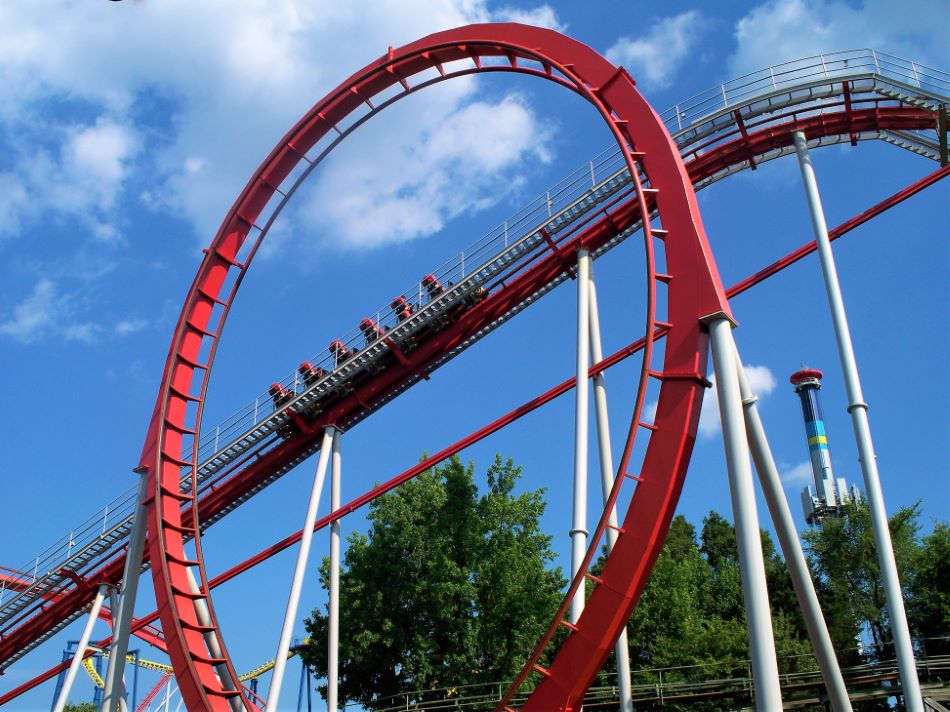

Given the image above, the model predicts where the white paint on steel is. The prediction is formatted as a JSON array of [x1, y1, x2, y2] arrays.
[[708, 317, 783, 710], [265, 427, 335, 711], [793, 130, 922, 711], [328, 429, 342, 711], [101, 474, 148, 712], [587, 270, 634, 712], [570, 248, 591, 624], [53, 584, 109, 712], [733, 344, 852, 711], [185, 569, 242, 712]]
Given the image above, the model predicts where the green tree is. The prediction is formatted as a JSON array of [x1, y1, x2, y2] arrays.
[[803, 501, 922, 659], [616, 512, 814, 710], [473, 456, 565, 680], [300, 454, 564, 708], [63, 704, 98, 712], [906, 522, 950, 655]]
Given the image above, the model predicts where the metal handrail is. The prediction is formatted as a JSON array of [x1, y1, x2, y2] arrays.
[[351, 645, 950, 711]]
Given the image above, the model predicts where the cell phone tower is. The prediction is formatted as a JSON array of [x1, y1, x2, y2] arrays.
[[790, 368, 862, 525]]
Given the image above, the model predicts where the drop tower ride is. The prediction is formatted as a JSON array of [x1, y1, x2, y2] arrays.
[[790, 368, 862, 525]]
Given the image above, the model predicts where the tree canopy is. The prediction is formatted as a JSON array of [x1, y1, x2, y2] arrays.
[[803, 501, 950, 660], [611, 512, 814, 710], [300, 454, 564, 708], [301, 453, 947, 710]]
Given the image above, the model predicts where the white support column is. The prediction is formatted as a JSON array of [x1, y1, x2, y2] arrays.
[[101, 472, 149, 712], [793, 130, 922, 711], [587, 272, 633, 712], [733, 345, 852, 711], [266, 427, 335, 711], [185, 570, 242, 712], [570, 248, 591, 625], [708, 316, 783, 710], [328, 429, 342, 711], [53, 584, 109, 712]]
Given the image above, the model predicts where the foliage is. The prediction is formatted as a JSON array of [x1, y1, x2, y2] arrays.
[[803, 502, 950, 659], [300, 454, 947, 711], [907, 522, 950, 655], [63, 704, 98, 712], [300, 454, 565, 709], [803, 501, 924, 660], [612, 513, 815, 710]]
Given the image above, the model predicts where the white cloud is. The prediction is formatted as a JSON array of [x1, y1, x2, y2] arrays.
[[729, 0, 949, 76], [91, 222, 123, 245], [606, 11, 707, 90], [67, 119, 137, 188], [299, 93, 554, 251], [0, 279, 59, 344], [115, 318, 148, 336], [494, 5, 566, 32], [0, 279, 119, 344], [63, 322, 103, 344], [0, 117, 138, 239], [644, 399, 658, 424], [781, 460, 814, 487], [0, 0, 563, 248], [0, 172, 30, 237], [699, 364, 777, 439]]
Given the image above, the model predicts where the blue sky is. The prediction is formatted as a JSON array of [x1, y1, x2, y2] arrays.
[[0, 0, 947, 708]]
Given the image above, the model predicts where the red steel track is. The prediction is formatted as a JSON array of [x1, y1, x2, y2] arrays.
[[0, 25, 942, 711]]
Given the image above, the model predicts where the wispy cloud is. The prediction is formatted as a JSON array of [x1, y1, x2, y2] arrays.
[[606, 11, 708, 90], [0, 1, 563, 250], [781, 460, 814, 487], [0, 117, 138, 240], [63, 322, 103, 344], [0, 279, 59, 344], [115, 318, 148, 336], [298, 93, 554, 251], [494, 5, 566, 32], [729, 0, 948, 76], [66, 119, 138, 206], [0, 279, 142, 345]]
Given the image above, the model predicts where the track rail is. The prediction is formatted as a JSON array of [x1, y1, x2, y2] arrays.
[[0, 38, 945, 706]]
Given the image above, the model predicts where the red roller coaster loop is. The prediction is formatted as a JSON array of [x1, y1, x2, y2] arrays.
[[1, 32, 944, 712], [137, 23, 727, 711]]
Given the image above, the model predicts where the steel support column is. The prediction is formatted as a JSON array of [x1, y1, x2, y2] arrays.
[[53, 585, 109, 712], [708, 317, 783, 710], [588, 270, 633, 712], [793, 130, 922, 711], [185, 569, 242, 712], [328, 429, 342, 711], [733, 345, 852, 711], [570, 248, 591, 624], [266, 428, 335, 711], [101, 473, 148, 712]]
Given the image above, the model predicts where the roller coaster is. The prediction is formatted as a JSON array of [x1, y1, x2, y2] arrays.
[[0, 23, 946, 712]]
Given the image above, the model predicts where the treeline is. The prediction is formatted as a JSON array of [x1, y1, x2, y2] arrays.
[[301, 455, 948, 709]]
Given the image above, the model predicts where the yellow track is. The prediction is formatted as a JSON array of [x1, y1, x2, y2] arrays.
[[83, 640, 310, 687], [82, 657, 104, 687]]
